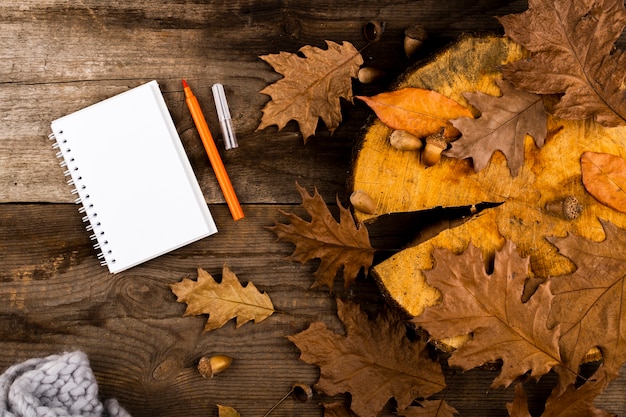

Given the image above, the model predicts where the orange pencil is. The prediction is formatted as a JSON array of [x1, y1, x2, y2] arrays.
[[182, 79, 244, 221]]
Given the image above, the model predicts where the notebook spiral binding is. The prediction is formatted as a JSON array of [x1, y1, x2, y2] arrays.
[[48, 132, 115, 269]]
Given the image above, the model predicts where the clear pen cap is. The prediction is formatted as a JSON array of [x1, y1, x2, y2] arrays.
[[211, 83, 238, 150]]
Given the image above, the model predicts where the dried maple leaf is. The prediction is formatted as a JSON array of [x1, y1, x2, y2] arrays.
[[411, 241, 563, 388], [288, 299, 446, 417], [548, 220, 626, 384], [170, 265, 275, 332], [257, 40, 363, 142], [356, 88, 473, 139], [398, 400, 459, 417], [498, 0, 626, 127], [581, 152, 626, 213], [269, 182, 375, 290], [447, 79, 547, 177]]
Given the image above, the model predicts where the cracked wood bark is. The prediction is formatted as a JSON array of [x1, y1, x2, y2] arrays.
[[350, 35, 626, 358]]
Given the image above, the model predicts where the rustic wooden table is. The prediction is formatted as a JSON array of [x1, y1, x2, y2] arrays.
[[2, 1, 625, 416]]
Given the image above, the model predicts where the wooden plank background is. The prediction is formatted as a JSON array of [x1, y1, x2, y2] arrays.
[[1, 1, 625, 416]]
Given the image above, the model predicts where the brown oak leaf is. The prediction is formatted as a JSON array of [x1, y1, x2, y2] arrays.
[[507, 384, 531, 417], [548, 220, 626, 385], [356, 88, 473, 139], [170, 265, 275, 332], [541, 367, 614, 417], [447, 79, 547, 177], [398, 400, 459, 417], [269, 182, 375, 289], [323, 403, 358, 417], [257, 40, 363, 142], [288, 299, 446, 417], [411, 241, 563, 388], [581, 152, 626, 214], [508, 368, 614, 417], [498, 0, 626, 126]]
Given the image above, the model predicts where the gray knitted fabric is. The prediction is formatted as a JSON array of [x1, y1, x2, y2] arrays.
[[0, 351, 131, 417]]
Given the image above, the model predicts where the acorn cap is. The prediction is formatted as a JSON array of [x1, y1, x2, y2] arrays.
[[197, 355, 233, 378], [425, 134, 447, 149], [363, 21, 385, 42], [545, 196, 583, 220], [563, 196, 583, 220], [292, 383, 313, 402]]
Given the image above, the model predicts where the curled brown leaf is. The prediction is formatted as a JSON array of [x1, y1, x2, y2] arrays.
[[498, 0, 626, 126]]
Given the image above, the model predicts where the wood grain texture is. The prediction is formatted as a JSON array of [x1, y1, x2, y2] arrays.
[[2, 1, 625, 416]]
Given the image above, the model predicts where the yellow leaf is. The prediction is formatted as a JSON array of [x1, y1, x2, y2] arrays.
[[217, 405, 241, 417], [170, 265, 275, 332], [356, 88, 473, 139], [581, 152, 626, 213]]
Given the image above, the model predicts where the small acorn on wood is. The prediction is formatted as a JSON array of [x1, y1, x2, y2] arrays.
[[197, 355, 233, 378], [422, 129, 447, 167], [350, 189, 377, 214], [404, 23, 427, 58], [545, 196, 583, 220], [358, 67, 386, 84], [389, 130, 423, 151]]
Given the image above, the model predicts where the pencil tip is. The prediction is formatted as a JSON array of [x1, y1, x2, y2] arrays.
[[182, 79, 189, 88]]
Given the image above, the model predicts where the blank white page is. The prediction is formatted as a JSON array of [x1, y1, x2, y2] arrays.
[[51, 80, 217, 273]]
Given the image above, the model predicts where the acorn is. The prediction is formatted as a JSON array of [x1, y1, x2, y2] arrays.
[[389, 130, 423, 151], [197, 355, 233, 378], [422, 129, 447, 167], [404, 23, 427, 58], [350, 189, 377, 214], [545, 196, 583, 220], [358, 67, 386, 84]]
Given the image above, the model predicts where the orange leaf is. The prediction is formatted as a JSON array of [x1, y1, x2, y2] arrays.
[[581, 152, 626, 213], [356, 88, 472, 139]]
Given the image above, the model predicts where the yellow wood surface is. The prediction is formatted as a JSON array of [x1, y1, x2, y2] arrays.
[[351, 35, 626, 320]]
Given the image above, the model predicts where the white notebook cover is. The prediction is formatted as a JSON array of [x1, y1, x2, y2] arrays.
[[51, 80, 217, 273]]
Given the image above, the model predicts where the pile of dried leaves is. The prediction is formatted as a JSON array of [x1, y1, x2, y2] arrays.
[[171, 0, 626, 416]]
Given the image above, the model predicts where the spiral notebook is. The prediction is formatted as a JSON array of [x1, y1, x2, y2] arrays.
[[49, 80, 217, 273]]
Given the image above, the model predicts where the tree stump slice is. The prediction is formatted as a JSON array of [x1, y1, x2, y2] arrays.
[[350, 35, 626, 356]]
